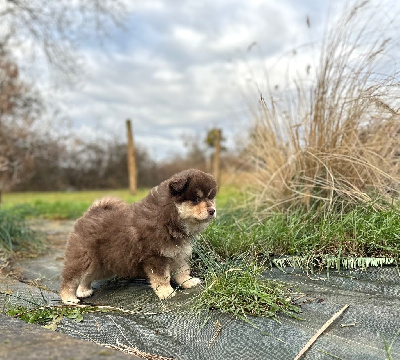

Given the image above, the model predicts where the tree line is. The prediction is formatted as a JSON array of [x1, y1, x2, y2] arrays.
[[11, 132, 233, 192]]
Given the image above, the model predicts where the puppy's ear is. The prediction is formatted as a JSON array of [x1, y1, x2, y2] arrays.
[[169, 174, 191, 196]]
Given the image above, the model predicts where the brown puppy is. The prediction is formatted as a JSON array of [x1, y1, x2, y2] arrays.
[[60, 169, 217, 304]]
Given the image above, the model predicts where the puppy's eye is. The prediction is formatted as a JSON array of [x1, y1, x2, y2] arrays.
[[193, 197, 201, 204]]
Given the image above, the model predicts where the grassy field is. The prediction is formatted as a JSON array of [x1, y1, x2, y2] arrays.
[[1, 189, 149, 220], [0, 206, 44, 254], [1, 185, 240, 220], [3, 186, 400, 263]]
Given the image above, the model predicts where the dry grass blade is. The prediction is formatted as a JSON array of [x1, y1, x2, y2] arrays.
[[209, 320, 222, 348], [105, 341, 175, 360]]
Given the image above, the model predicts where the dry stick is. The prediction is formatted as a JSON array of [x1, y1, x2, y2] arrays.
[[294, 304, 349, 360], [209, 320, 222, 348]]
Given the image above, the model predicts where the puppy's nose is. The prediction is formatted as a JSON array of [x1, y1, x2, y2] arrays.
[[208, 208, 215, 216]]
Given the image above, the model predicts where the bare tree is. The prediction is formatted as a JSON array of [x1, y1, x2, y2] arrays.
[[0, 0, 127, 83], [0, 55, 44, 202], [0, 1, 128, 198]]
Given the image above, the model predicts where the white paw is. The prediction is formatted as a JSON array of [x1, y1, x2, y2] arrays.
[[76, 286, 94, 298], [155, 286, 176, 300], [62, 297, 80, 304], [181, 277, 202, 289]]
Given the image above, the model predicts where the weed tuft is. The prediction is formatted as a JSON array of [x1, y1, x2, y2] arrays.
[[191, 237, 301, 321], [6, 303, 123, 330], [192, 260, 301, 321]]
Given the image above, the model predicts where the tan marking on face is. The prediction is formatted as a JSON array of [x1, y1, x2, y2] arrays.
[[196, 201, 208, 217], [176, 201, 208, 221], [176, 198, 216, 237], [207, 198, 216, 207], [196, 189, 204, 198], [176, 201, 209, 221]]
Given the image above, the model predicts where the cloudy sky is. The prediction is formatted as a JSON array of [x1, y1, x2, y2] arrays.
[[33, 0, 399, 161]]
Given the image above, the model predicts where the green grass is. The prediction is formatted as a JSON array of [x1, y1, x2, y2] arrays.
[[7, 304, 86, 326], [190, 236, 301, 321], [202, 202, 400, 264], [190, 200, 400, 321], [2, 186, 238, 219], [383, 328, 400, 360], [2, 189, 150, 219], [0, 206, 43, 254], [6, 303, 122, 330]]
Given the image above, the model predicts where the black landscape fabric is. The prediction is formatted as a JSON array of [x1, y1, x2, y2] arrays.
[[1, 260, 399, 360]]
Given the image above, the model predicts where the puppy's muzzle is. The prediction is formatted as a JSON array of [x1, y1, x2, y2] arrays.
[[207, 207, 216, 220]]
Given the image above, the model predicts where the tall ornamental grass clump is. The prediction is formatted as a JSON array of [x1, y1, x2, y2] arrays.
[[248, 1, 400, 214]]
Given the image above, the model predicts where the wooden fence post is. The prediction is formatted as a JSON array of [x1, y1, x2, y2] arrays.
[[212, 129, 221, 185], [126, 119, 137, 195]]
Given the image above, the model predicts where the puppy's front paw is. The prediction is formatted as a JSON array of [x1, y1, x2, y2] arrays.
[[61, 297, 80, 304], [76, 286, 94, 299], [60, 288, 81, 304], [181, 277, 202, 289], [155, 286, 176, 300]]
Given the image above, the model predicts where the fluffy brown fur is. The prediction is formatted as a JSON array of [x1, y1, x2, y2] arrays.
[[60, 169, 217, 303]]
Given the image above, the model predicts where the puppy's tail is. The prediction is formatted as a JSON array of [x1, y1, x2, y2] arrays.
[[90, 197, 125, 211]]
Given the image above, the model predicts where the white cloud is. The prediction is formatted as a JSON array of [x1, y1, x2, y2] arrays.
[[153, 69, 183, 82], [172, 25, 206, 49]]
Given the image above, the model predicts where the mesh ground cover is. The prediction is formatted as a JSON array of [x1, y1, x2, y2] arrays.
[[1, 263, 399, 360]]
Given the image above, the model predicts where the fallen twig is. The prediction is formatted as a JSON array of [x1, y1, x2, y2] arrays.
[[294, 304, 349, 360], [209, 320, 222, 347]]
